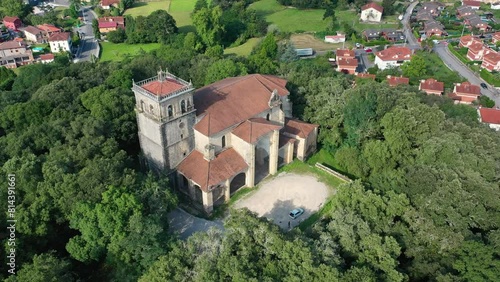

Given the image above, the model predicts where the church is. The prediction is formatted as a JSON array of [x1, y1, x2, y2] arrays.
[[132, 71, 318, 213]]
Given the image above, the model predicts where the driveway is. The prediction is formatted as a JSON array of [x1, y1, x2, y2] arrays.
[[434, 44, 500, 106], [233, 172, 332, 230], [167, 208, 224, 240]]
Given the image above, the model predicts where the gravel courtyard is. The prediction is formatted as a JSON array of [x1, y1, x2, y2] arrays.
[[233, 172, 332, 230]]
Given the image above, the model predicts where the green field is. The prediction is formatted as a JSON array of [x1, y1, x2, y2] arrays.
[[100, 42, 161, 61], [123, 0, 171, 17], [224, 37, 261, 56]]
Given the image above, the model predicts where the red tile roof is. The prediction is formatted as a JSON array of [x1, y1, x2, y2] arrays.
[[419, 78, 444, 93], [449, 93, 477, 103], [337, 57, 358, 67], [462, 0, 481, 7], [99, 21, 118, 28], [232, 118, 282, 144], [141, 78, 186, 97], [36, 24, 61, 33], [479, 107, 500, 124], [362, 2, 384, 13], [284, 118, 318, 139], [177, 148, 248, 192], [387, 75, 409, 86], [3, 16, 21, 23], [454, 82, 481, 95], [0, 40, 25, 50], [483, 50, 500, 64], [23, 26, 42, 35], [356, 73, 376, 80], [279, 134, 296, 148], [40, 53, 54, 60], [48, 32, 70, 41], [376, 46, 412, 61], [336, 48, 355, 58], [493, 32, 500, 42], [193, 74, 289, 136], [101, 0, 120, 6], [469, 40, 484, 52]]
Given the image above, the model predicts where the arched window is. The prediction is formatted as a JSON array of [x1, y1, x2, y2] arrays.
[[140, 100, 145, 112], [187, 99, 191, 108], [221, 136, 226, 148], [181, 100, 186, 114], [266, 113, 270, 121], [167, 105, 173, 118], [149, 105, 154, 114]]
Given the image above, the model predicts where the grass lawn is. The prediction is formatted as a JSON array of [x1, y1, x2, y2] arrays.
[[123, 0, 171, 17], [336, 10, 400, 32], [224, 37, 261, 56], [99, 42, 161, 61]]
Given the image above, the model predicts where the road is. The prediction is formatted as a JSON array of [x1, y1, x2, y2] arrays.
[[402, 1, 420, 50], [74, 6, 99, 62], [434, 43, 500, 106], [167, 208, 224, 240]]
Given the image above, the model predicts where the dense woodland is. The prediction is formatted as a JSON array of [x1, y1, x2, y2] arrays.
[[1, 1, 500, 281]]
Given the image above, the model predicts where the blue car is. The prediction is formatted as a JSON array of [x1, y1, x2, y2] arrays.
[[289, 208, 304, 219]]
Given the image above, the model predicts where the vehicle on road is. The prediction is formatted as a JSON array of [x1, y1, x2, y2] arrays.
[[289, 208, 304, 219], [481, 83, 488, 89], [355, 43, 362, 48], [364, 48, 372, 53]]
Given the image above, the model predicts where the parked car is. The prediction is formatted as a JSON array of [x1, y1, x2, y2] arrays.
[[480, 82, 488, 89], [355, 43, 362, 48], [364, 48, 372, 53], [289, 208, 304, 219]]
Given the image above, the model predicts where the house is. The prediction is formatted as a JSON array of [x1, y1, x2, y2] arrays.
[[464, 15, 491, 31], [337, 57, 358, 74], [466, 40, 485, 60], [361, 2, 383, 22], [3, 16, 22, 31], [481, 49, 500, 71], [36, 24, 62, 39], [492, 32, 500, 44], [324, 33, 346, 43], [98, 16, 125, 33], [39, 53, 55, 64], [374, 46, 412, 70], [459, 35, 477, 47], [0, 40, 34, 68], [363, 29, 380, 41], [336, 48, 355, 59], [132, 71, 318, 213], [457, 6, 475, 19], [478, 107, 500, 130], [23, 26, 44, 43], [423, 20, 447, 37], [415, 10, 434, 22], [421, 2, 444, 17], [419, 78, 444, 95], [101, 0, 120, 9], [462, 0, 481, 9], [48, 32, 72, 53], [449, 82, 481, 104], [386, 75, 409, 87], [356, 73, 376, 80], [492, 2, 500, 9], [380, 29, 398, 41]]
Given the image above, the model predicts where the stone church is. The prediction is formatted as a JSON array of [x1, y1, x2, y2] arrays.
[[132, 71, 318, 213]]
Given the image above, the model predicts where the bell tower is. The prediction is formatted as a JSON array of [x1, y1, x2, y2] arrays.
[[132, 70, 196, 173]]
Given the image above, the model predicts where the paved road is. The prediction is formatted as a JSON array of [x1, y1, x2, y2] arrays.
[[434, 43, 500, 106], [74, 6, 99, 62], [402, 1, 420, 49], [167, 208, 224, 240]]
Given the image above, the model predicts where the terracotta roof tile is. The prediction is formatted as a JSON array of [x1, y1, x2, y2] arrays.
[[386, 75, 409, 86], [99, 22, 117, 28], [177, 148, 248, 192], [101, 0, 120, 6], [0, 40, 25, 50], [232, 118, 282, 144], [376, 46, 412, 61], [40, 53, 54, 60], [193, 74, 289, 136], [48, 32, 70, 41], [284, 118, 318, 139], [449, 93, 477, 103], [419, 78, 444, 92], [336, 48, 355, 58], [462, 0, 481, 7], [141, 78, 186, 97], [454, 82, 481, 95], [362, 2, 384, 13], [279, 134, 296, 148], [337, 57, 358, 67], [36, 24, 61, 33], [356, 73, 376, 80], [479, 107, 500, 124], [24, 26, 42, 35], [3, 16, 20, 23]]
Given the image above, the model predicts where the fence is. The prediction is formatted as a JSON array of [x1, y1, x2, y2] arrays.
[[315, 163, 352, 183]]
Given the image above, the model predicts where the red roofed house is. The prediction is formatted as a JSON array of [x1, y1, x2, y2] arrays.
[[0, 40, 34, 68], [449, 82, 481, 104], [101, 0, 120, 9], [374, 46, 412, 70], [336, 48, 355, 59], [39, 53, 55, 64], [459, 35, 476, 47], [98, 16, 125, 33], [462, 0, 481, 9], [337, 57, 358, 74], [419, 78, 444, 95], [478, 107, 500, 130], [466, 40, 485, 61], [132, 70, 318, 213], [361, 2, 383, 22], [3, 16, 22, 31], [492, 32, 500, 44], [481, 49, 500, 72], [386, 75, 409, 86], [48, 32, 72, 53], [23, 26, 44, 43], [36, 24, 62, 38]]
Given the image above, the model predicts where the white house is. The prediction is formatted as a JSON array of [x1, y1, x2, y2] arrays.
[[374, 46, 412, 70], [478, 107, 500, 131], [491, 2, 500, 9], [325, 33, 346, 43], [360, 2, 383, 22], [48, 32, 71, 53]]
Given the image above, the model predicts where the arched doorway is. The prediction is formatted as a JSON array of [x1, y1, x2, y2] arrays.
[[230, 172, 246, 194]]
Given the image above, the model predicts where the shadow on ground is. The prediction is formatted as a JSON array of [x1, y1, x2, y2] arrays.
[[263, 199, 313, 231], [167, 208, 224, 240]]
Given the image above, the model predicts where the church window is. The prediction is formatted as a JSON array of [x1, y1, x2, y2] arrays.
[[167, 105, 173, 117], [140, 100, 145, 112], [181, 100, 186, 113], [149, 105, 154, 114], [266, 113, 270, 121], [222, 136, 226, 148]]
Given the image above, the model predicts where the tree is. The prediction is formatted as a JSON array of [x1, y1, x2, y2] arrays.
[[147, 10, 178, 43], [2, 0, 24, 17], [4, 252, 75, 282], [107, 28, 127, 43], [278, 40, 299, 63], [323, 5, 334, 20], [478, 95, 495, 108], [204, 59, 247, 84], [0, 67, 16, 90], [192, 6, 224, 47], [193, 0, 208, 14], [382, 0, 396, 16], [401, 54, 427, 79]]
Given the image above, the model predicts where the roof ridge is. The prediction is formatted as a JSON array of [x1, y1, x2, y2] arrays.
[[200, 74, 256, 93]]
